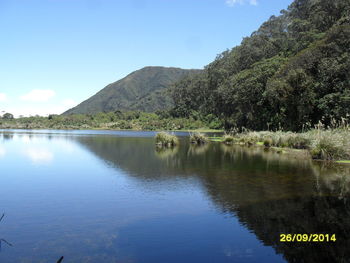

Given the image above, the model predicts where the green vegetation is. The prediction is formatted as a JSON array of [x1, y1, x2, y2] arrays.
[[309, 130, 349, 160], [222, 134, 235, 145], [170, 0, 350, 131], [189, 132, 208, 144], [64, 67, 201, 114], [155, 132, 179, 147], [208, 136, 224, 142], [336, 160, 350, 164], [220, 125, 350, 161], [0, 111, 211, 131]]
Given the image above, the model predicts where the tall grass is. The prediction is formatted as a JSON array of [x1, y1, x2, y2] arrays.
[[309, 130, 349, 160], [189, 132, 209, 144], [222, 134, 235, 145], [223, 119, 350, 161], [155, 132, 179, 147]]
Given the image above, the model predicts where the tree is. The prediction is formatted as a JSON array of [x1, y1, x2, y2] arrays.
[[2, 113, 14, 120]]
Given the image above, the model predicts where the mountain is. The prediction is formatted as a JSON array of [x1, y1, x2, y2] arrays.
[[171, 0, 350, 131], [64, 66, 201, 114]]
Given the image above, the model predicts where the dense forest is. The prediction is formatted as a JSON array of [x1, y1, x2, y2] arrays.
[[170, 0, 350, 131]]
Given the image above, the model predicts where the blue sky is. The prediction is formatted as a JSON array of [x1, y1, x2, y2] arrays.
[[0, 0, 292, 116]]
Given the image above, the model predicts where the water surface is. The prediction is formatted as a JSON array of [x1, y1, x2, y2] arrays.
[[0, 130, 349, 263]]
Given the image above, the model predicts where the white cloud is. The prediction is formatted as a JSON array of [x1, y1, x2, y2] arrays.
[[0, 93, 7, 102], [23, 148, 54, 163], [20, 89, 56, 102], [226, 0, 257, 6]]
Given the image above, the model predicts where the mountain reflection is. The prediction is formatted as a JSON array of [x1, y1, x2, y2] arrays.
[[74, 135, 350, 263]]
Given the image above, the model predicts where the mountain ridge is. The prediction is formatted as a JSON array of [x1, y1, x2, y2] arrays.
[[64, 66, 201, 115]]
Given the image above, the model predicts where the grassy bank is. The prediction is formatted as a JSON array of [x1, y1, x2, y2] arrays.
[[217, 127, 350, 162], [2, 112, 349, 162]]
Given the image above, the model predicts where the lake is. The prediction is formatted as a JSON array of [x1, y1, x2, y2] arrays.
[[0, 130, 349, 263]]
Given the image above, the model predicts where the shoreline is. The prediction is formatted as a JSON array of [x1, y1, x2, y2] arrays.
[[1, 128, 349, 165], [0, 127, 223, 133]]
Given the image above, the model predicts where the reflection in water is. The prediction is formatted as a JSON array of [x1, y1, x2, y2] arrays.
[[0, 133, 14, 141], [75, 135, 350, 263], [188, 143, 210, 156], [0, 146, 5, 158], [155, 146, 179, 160], [22, 148, 54, 164], [0, 214, 13, 251], [0, 131, 349, 262], [313, 164, 350, 200]]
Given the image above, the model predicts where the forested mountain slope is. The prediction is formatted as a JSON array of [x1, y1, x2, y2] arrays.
[[171, 0, 350, 131], [64, 67, 201, 114]]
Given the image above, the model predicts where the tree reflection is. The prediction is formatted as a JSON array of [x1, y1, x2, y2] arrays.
[[74, 135, 350, 262], [0, 214, 13, 251]]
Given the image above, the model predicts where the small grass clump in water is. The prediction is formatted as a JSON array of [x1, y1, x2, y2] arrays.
[[189, 132, 209, 144], [223, 134, 235, 145], [155, 132, 179, 147]]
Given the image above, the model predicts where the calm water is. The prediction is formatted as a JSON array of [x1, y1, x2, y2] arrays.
[[0, 130, 349, 263]]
